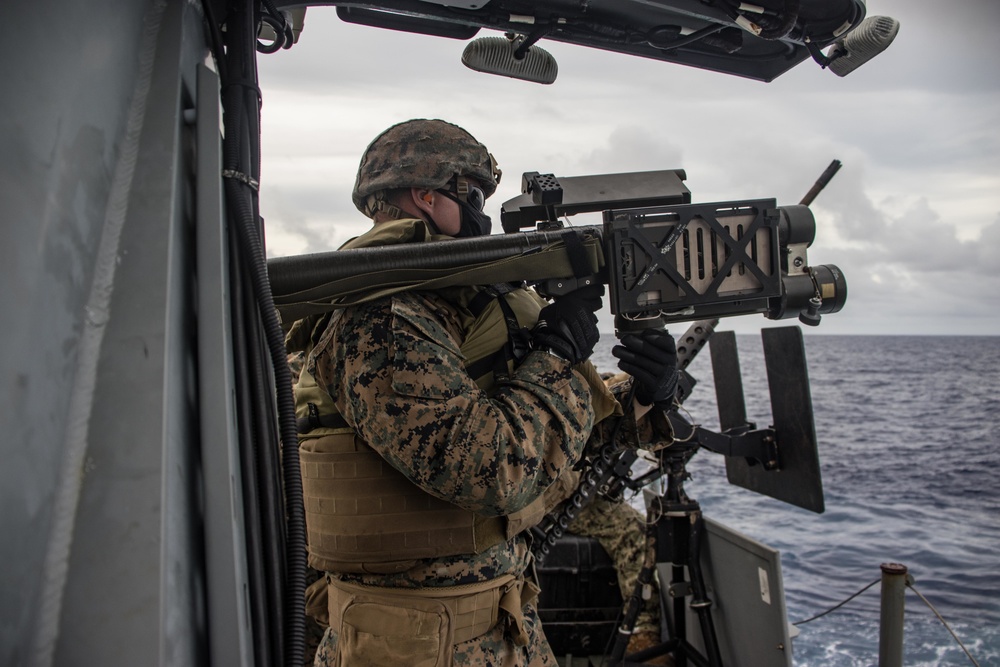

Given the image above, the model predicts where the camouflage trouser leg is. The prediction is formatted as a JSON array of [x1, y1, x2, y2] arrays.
[[566, 496, 661, 633], [312, 626, 336, 667], [303, 567, 328, 666], [313, 602, 557, 666]]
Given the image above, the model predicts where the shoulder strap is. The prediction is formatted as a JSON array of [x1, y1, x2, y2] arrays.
[[274, 231, 604, 322]]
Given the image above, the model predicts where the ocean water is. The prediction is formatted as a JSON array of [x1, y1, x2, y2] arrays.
[[590, 332, 1000, 667]]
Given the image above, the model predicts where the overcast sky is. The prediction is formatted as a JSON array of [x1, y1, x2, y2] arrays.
[[256, 0, 999, 336]]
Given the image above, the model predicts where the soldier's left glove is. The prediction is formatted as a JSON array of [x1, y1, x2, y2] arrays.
[[612, 328, 678, 407]]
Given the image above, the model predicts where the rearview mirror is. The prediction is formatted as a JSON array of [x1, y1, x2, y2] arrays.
[[462, 36, 559, 85]]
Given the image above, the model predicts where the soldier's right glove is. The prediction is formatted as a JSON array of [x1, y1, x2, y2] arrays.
[[532, 284, 604, 365], [612, 328, 678, 406]]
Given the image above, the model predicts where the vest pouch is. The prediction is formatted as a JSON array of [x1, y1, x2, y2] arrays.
[[338, 597, 452, 667], [305, 574, 330, 627], [328, 574, 521, 666]]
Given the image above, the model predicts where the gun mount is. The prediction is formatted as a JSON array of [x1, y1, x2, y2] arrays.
[[534, 318, 825, 664]]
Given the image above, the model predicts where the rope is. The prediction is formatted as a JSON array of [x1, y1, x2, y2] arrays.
[[907, 582, 982, 667], [792, 577, 880, 626], [791, 576, 983, 667]]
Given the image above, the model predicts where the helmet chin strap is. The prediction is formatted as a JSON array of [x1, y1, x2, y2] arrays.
[[423, 214, 443, 235], [418, 191, 445, 235]]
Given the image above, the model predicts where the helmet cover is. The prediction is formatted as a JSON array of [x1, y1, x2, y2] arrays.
[[352, 119, 501, 216]]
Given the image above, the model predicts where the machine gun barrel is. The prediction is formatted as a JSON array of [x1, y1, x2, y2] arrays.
[[800, 159, 842, 206]]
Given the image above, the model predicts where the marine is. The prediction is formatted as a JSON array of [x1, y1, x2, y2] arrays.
[[286, 119, 679, 666]]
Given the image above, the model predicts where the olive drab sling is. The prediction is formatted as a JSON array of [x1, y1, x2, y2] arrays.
[[271, 217, 606, 325]]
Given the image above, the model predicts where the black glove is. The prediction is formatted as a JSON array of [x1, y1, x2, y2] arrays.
[[612, 328, 678, 406], [532, 284, 604, 364]]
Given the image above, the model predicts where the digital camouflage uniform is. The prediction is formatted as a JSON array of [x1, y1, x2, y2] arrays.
[[569, 499, 660, 633], [290, 218, 671, 666], [295, 222, 597, 666]]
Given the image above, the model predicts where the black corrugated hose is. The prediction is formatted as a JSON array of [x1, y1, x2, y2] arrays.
[[214, 0, 307, 664]]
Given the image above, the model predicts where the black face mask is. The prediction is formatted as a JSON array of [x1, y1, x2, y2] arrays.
[[437, 189, 493, 238]]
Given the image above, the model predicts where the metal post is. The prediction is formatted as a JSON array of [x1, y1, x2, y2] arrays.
[[879, 562, 909, 667]]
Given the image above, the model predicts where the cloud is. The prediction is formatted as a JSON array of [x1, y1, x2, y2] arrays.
[[978, 216, 1000, 276], [256, 3, 1000, 334], [579, 125, 685, 174], [863, 0, 1000, 95]]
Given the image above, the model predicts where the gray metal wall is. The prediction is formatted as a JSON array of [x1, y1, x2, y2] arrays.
[[0, 1, 241, 664]]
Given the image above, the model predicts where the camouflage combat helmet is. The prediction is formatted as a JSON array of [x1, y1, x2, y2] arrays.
[[353, 119, 501, 218]]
